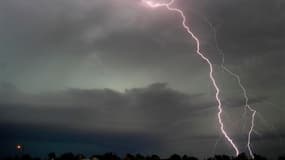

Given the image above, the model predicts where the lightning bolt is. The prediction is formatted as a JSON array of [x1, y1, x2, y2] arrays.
[[204, 19, 257, 158], [142, 0, 240, 156], [207, 17, 282, 156], [222, 67, 256, 159]]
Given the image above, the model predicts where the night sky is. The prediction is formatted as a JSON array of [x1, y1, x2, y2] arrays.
[[0, 0, 284, 159]]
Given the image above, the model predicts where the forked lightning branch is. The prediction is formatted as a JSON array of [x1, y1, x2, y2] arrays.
[[140, 0, 257, 158]]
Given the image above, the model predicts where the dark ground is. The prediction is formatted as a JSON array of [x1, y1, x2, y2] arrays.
[[2, 152, 285, 160]]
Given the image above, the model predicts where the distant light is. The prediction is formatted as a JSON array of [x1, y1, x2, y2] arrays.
[[16, 144, 22, 150]]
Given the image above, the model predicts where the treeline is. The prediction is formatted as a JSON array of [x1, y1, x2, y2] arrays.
[[3, 152, 285, 160]]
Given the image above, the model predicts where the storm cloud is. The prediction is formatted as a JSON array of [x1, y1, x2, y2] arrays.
[[0, 0, 284, 158]]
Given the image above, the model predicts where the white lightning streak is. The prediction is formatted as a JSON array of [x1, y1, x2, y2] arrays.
[[205, 18, 257, 159], [142, 0, 239, 156], [222, 67, 256, 159]]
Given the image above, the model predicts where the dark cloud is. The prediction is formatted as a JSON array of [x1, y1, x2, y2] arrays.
[[0, 83, 219, 157], [1, 82, 282, 157], [0, 83, 213, 133]]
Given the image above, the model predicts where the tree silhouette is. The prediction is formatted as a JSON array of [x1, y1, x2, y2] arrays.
[[60, 153, 75, 160], [125, 154, 135, 160], [135, 154, 145, 160], [214, 155, 231, 160], [253, 154, 267, 160], [1, 151, 278, 160], [278, 156, 285, 160], [48, 152, 56, 160], [182, 155, 198, 160], [169, 154, 182, 160], [75, 154, 85, 160], [21, 154, 32, 160], [233, 153, 248, 160]]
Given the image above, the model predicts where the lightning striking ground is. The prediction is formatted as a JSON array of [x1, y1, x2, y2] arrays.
[[205, 19, 257, 158], [142, 0, 240, 156], [222, 67, 256, 159]]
